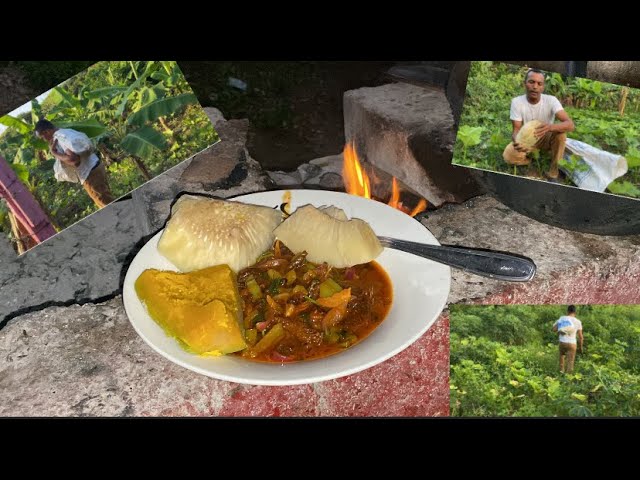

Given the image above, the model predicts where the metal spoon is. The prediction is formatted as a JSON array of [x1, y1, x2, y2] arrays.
[[377, 236, 536, 282]]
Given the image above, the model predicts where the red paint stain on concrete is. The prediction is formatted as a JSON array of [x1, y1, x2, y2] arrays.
[[217, 384, 319, 417], [215, 315, 449, 417], [316, 314, 449, 417]]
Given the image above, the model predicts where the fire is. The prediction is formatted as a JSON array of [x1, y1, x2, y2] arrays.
[[409, 199, 428, 217], [342, 142, 371, 199], [342, 142, 427, 218], [388, 177, 401, 209]]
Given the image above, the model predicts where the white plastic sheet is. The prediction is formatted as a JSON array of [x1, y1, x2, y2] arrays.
[[561, 138, 628, 192]]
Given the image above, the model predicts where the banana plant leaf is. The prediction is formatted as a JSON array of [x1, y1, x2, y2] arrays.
[[0, 115, 31, 135], [54, 118, 108, 138], [120, 125, 167, 158], [126, 93, 197, 126]]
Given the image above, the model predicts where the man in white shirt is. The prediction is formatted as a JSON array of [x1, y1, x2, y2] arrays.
[[35, 119, 114, 208], [553, 305, 584, 373], [503, 68, 575, 180]]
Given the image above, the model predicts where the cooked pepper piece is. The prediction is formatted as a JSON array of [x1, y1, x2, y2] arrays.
[[249, 323, 285, 357]]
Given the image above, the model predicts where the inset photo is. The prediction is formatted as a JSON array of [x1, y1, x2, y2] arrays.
[[450, 304, 640, 417], [0, 61, 219, 254], [452, 61, 639, 199]]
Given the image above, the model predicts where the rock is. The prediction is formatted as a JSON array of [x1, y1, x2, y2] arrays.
[[344, 83, 484, 207], [586, 61, 640, 88], [266, 154, 347, 190], [0, 67, 36, 116], [446, 61, 471, 130], [203, 107, 226, 127], [385, 61, 471, 128], [266, 170, 303, 187]]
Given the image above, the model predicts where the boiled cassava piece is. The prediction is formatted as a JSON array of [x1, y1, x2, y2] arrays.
[[158, 195, 283, 272], [135, 264, 246, 355], [319, 205, 349, 221], [274, 204, 383, 268]]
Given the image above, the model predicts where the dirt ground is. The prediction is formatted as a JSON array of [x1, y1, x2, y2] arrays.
[[179, 61, 396, 171], [0, 67, 37, 117]]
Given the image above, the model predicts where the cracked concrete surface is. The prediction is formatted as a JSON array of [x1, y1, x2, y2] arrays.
[[0, 297, 448, 417], [0, 199, 142, 326]]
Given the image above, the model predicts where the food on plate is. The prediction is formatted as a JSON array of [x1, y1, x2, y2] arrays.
[[273, 204, 383, 268], [134, 264, 246, 355], [234, 240, 392, 363], [157, 195, 283, 272], [319, 205, 348, 221], [138, 197, 390, 362]]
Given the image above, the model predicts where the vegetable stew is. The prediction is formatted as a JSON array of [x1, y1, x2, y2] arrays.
[[234, 240, 393, 362]]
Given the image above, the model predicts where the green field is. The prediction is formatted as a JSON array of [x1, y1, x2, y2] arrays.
[[450, 304, 640, 417]]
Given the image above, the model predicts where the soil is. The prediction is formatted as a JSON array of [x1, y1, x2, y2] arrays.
[[179, 61, 396, 171], [0, 66, 37, 117]]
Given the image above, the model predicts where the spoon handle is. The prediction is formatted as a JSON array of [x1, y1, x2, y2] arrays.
[[377, 236, 536, 282]]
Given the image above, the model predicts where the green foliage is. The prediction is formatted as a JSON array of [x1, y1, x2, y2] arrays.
[[54, 118, 108, 138], [450, 304, 640, 417], [607, 180, 640, 197], [558, 154, 590, 177], [83, 85, 129, 100], [10, 162, 31, 186], [457, 125, 483, 147], [53, 85, 83, 110], [126, 93, 197, 126], [0, 114, 31, 134], [120, 125, 167, 158], [452, 61, 640, 195], [457, 125, 483, 163]]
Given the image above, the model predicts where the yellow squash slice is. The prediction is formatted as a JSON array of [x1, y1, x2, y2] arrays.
[[135, 264, 246, 356]]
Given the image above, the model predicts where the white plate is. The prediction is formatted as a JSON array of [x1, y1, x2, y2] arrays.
[[122, 190, 451, 385]]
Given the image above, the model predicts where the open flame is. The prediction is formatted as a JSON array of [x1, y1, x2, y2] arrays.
[[342, 142, 427, 217], [343, 142, 371, 199]]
